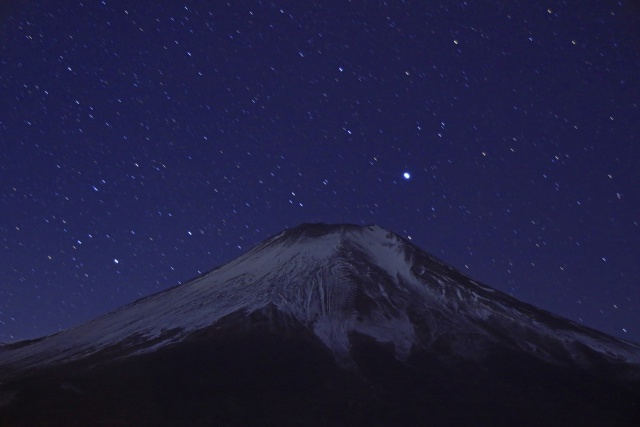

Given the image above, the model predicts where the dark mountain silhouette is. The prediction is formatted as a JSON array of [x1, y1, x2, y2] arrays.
[[1, 223, 639, 426]]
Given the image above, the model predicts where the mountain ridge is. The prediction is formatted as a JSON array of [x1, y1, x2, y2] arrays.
[[1, 223, 638, 379], [1, 223, 639, 426]]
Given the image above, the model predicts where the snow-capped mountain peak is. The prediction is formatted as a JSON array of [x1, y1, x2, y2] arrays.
[[1, 223, 638, 379]]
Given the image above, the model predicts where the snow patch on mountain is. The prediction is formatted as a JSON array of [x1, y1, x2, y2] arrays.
[[0, 223, 638, 378]]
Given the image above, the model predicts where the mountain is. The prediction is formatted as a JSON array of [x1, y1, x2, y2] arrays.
[[1, 223, 639, 426]]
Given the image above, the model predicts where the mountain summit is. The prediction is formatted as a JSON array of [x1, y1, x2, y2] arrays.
[[1, 223, 639, 426]]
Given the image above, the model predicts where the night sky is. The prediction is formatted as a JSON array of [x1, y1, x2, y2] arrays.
[[1, 1, 638, 344]]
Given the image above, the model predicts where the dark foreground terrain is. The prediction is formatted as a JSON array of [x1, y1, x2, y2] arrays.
[[2, 308, 639, 426]]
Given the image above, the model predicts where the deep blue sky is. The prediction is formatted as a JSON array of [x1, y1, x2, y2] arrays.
[[1, 1, 638, 343]]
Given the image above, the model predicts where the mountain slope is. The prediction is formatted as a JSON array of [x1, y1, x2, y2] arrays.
[[1, 223, 638, 377], [1, 223, 639, 426]]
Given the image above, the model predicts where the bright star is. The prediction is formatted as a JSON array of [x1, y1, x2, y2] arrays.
[[403, 172, 411, 180]]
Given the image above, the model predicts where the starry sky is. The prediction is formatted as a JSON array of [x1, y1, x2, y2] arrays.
[[1, 1, 639, 344]]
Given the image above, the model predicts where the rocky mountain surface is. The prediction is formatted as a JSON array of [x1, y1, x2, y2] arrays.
[[1, 223, 638, 426]]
